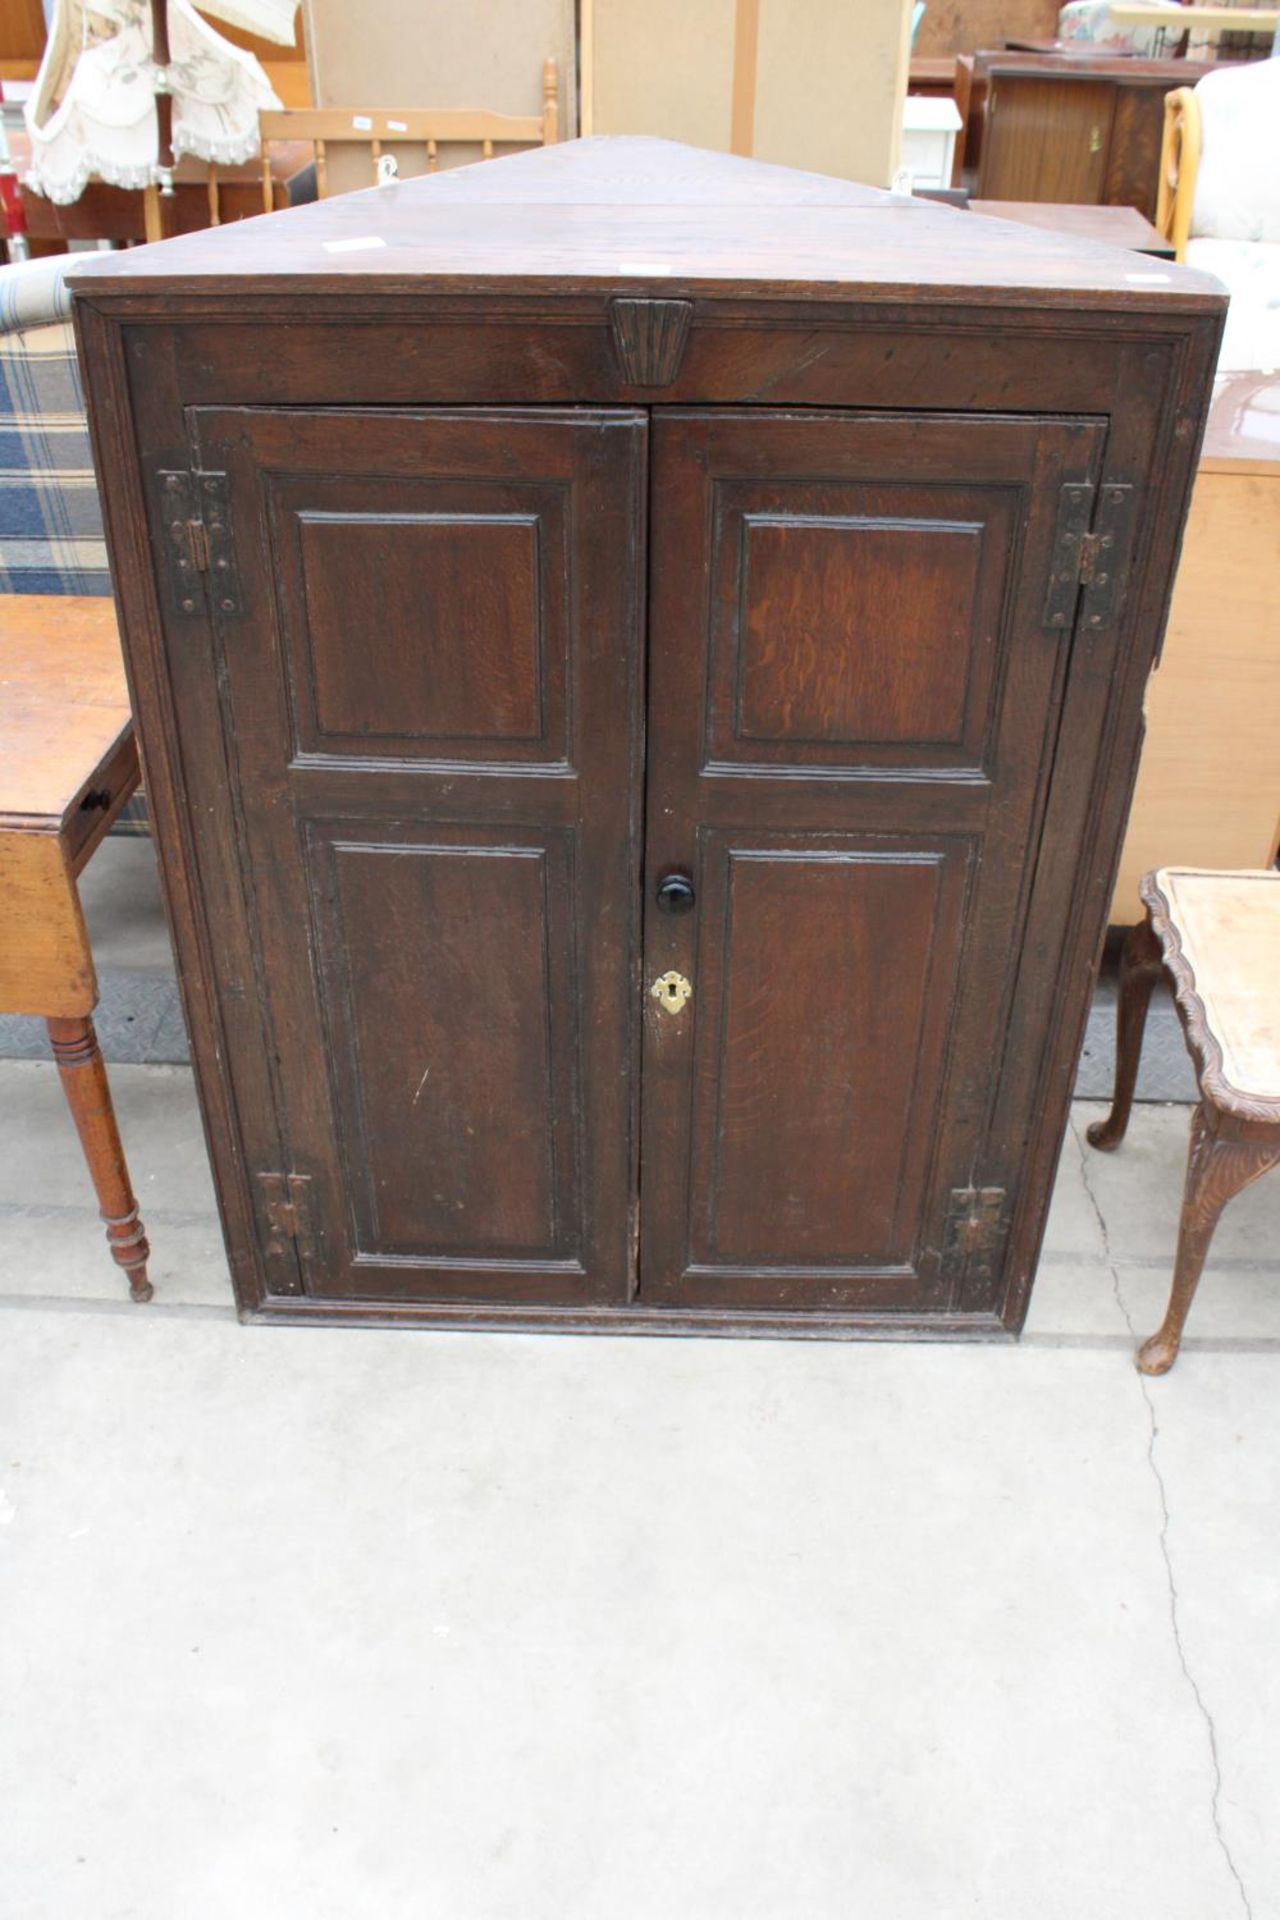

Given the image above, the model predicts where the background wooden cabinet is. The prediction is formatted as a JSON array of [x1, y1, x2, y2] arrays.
[[70, 138, 1222, 1338], [958, 53, 1223, 216]]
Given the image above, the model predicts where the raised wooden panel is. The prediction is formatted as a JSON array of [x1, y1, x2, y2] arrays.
[[705, 477, 1014, 775], [737, 515, 982, 746], [311, 827, 578, 1262], [298, 513, 543, 743], [690, 839, 964, 1270], [187, 405, 645, 1308], [263, 465, 571, 767], [642, 408, 1110, 1316]]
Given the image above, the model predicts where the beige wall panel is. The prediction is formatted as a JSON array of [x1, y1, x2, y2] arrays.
[[302, 0, 575, 189], [591, 0, 910, 186], [1111, 471, 1280, 922], [591, 0, 737, 149], [754, 0, 911, 186]]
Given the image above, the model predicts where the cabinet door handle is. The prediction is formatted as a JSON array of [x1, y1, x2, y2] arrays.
[[1088, 125, 1103, 154], [656, 873, 696, 915]]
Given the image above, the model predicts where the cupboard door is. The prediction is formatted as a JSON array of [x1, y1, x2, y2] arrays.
[[640, 409, 1106, 1315], [192, 408, 646, 1306], [979, 77, 1115, 204]]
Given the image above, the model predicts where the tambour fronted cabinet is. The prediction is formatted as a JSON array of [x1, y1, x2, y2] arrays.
[[69, 138, 1224, 1337]]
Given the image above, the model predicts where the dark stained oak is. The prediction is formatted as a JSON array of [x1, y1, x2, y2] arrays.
[[67, 135, 1223, 311], [298, 511, 543, 744], [182, 405, 645, 1305], [321, 834, 567, 1257], [69, 135, 1224, 1336], [640, 409, 1109, 1312], [736, 516, 982, 746], [689, 844, 952, 1268]]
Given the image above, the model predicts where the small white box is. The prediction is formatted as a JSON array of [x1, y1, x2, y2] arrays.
[[899, 96, 963, 192]]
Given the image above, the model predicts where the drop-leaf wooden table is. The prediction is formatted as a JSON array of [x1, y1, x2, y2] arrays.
[[0, 596, 152, 1301]]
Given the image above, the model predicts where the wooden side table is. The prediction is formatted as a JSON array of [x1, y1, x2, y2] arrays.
[[0, 596, 152, 1300], [969, 200, 1176, 258], [1089, 867, 1280, 1373]]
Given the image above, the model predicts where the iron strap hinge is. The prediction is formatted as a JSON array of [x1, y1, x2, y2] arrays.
[[256, 1171, 315, 1293], [157, 468, 243, 618], [1043, 480, 1136, 631], [941, 1186, 1008, 1290]]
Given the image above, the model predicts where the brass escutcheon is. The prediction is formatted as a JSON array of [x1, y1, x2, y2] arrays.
[[650, 971, 692, 1015]]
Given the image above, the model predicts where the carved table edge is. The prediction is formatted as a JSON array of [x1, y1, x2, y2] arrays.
[[1139, 868, 1280, 1129]]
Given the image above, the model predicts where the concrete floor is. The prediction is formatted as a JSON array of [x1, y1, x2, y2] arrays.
[[1, 1057, 1278, 1918]]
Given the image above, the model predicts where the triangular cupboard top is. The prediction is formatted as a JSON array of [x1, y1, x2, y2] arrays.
[[68, 134, 1224, 313]]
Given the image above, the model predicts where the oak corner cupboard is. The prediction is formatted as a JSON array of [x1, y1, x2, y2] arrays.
[[68, 136, 1224, 1339]]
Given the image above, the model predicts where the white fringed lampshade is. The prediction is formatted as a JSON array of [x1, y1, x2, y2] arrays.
[[24, 0, 296, 206]]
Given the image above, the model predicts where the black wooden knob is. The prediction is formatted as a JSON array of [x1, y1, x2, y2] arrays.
[[656, 873, 696, 915]]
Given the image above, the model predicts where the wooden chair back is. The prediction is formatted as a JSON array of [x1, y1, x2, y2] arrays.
[[1155, 86, 1201, 262], [257, 56, 559, 209]]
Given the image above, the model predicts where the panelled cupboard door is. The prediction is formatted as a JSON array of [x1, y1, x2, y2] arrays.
[[640, 410, 1107, 1316], [190, 407, 647, 1306]]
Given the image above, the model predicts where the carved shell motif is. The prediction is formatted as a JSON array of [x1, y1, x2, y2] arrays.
[[609, 298, 694, 387]]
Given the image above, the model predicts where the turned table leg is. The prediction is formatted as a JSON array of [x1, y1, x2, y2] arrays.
[[1137, 1102, 1280, 1375], [1087, 914, 1164, 1153], [47, 1014, 152, 1303]]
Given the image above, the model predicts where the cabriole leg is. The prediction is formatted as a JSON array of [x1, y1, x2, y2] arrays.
[[47, 1015, 153, 1303], [1138, 1103, 1280, 1375], [1087, 913, 1164, 1153]]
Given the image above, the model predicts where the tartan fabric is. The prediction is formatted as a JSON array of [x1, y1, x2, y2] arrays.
[[0, 254, 75, 332], [0, 320, 111, 596]]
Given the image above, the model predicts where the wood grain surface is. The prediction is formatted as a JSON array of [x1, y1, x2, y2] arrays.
[[67, 135, 1224, 311], [70, 136, 1223, 1335], [0, 595, 139, 1016], [0, 597, 129, 824]]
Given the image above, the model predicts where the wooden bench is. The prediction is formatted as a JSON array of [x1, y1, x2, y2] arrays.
[[0, 597, 152, 1301], [1089, 867, 1280, 1372]]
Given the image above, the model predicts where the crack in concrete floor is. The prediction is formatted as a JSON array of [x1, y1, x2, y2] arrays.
[[1071, 1115, 1255, 1920]]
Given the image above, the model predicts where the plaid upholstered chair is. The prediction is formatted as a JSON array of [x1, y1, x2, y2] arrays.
[[0, 254, 145, 833], [0, 251, 112, 591], [0, 254, 112, 596]]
